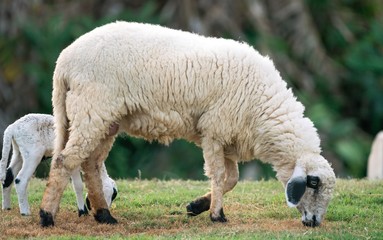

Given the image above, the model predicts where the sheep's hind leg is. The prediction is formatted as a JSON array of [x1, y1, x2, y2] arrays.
[[187, 158, 238, 221], [39, 154, 74, 227], [40, 126, 108, 227], [81, 134, 117, 224]]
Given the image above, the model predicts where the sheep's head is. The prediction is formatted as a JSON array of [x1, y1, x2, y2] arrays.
[[285, 156, 336, 227]]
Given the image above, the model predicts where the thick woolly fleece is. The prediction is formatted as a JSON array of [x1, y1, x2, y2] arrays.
[[0, 114, 117, 216], [40, 21, 335, 227]]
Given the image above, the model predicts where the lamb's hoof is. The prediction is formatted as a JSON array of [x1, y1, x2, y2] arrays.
[[21, 212, 31, 216], [210, 208, 227, 223], [3, 208, 11, 210], [39, 209, 54, 227], [78, 205, 89, 217], [186, 197, 210, 216], [94, 208, 117, 224]]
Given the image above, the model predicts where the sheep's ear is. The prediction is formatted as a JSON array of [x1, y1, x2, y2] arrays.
[[111, 188, 118, 202], [285, 166, 307, 207]]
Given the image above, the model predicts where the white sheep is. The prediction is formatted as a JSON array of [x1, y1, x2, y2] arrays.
[[39, 21, 336, 227], [0, 113, 117, 216]]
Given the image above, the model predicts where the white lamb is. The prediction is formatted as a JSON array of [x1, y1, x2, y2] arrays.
[[0, 114, 117, 216], [39, 21, 336, 227]]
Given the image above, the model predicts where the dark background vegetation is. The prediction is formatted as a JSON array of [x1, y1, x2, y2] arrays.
[[0, 0, 382, 180]]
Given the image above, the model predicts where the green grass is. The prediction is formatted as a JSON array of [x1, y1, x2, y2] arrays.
[[1, 179, 383, 239]]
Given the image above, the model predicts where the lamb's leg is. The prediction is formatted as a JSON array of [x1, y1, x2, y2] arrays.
[[187, 158, 238, 219], [14, 149, 44, 216], [2, 176, 12, 210], [81, 135, 117, 224], [2, 181, 12, 210], [70, 169, 88, 216], [2, 152, 22, 210], [40, 125, 109, 227]]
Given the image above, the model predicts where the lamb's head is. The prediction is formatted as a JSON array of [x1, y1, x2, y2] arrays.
[[104, 178, 118, 207], [284, 155, 336, 227]]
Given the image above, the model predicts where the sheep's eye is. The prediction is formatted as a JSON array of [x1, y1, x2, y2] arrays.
[[306, 175, 320, 189]]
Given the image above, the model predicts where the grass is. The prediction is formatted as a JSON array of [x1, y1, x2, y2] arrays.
[[1, 178, 383, 239]]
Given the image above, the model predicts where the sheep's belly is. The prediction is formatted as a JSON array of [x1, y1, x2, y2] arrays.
[[120, 110, 198, 145]]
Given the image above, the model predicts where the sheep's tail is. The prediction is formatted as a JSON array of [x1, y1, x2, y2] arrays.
[[52, 69, 69, 159], [0, 125, 13, 182]]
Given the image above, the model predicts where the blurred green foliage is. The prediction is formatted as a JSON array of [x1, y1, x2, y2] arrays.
[[2, 0, 382, 179]]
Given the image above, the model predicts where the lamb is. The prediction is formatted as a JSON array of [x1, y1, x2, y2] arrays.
[[0, 113, 117, 216], [39, 21, 336, 227]]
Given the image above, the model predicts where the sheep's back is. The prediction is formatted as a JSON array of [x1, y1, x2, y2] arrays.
[[54, 22, 319, 158]]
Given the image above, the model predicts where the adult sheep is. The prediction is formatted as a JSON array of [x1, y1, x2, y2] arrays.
[[40, 21, 336, 228], [0, 114, 117, 216]]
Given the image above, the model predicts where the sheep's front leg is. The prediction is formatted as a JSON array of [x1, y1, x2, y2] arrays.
[[202, 139, 226, 222], [187, 157, 238, 220]]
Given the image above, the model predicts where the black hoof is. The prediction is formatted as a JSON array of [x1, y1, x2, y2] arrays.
[[94, 208, 117, 224], [39, 209, 54, 227], [78, 205, 89, 217], [210, 208, 227, 223], [186, 197, 211, 216]]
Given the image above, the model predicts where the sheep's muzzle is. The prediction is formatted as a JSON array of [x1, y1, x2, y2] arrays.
[[302, 215, 320, 227]]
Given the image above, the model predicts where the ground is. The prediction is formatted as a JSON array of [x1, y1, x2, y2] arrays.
[[1, 178, 382, 239]]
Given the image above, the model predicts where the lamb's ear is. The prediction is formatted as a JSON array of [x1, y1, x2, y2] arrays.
[[285, 166, 307, 207]]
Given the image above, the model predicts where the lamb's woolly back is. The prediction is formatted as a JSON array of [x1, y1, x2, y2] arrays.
[[0, 114, 54, 182]]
